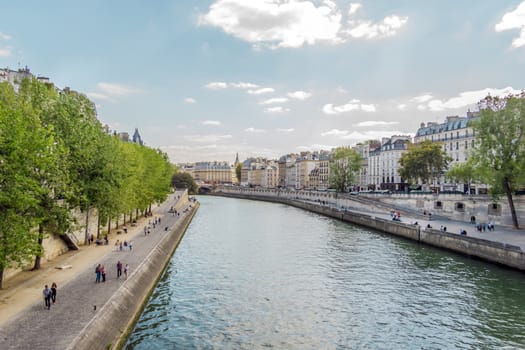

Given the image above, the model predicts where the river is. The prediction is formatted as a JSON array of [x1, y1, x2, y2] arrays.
[[125, 196, 525, 349]]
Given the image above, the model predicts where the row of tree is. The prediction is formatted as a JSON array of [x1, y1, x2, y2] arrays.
[[0, 78, 174, 288], [327, 94, 525, 229]]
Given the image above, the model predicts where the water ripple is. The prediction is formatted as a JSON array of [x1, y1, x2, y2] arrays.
[[126, 196, 525, 350]]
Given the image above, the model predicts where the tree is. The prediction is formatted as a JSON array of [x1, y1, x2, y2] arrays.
[[329, 147, 361, 192], [171, 173, 198, 194], [469, 94, 525, 229], [446, 161, 479, 195], [0, 82, 62, 287], [399, 140, 452, 189], [235, 163, 242, 183]]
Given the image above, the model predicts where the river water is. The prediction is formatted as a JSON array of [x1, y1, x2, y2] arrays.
[[125, 196, 525, 349]]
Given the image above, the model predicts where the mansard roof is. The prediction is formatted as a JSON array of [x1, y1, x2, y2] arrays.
[[416, 116, 474, 137]]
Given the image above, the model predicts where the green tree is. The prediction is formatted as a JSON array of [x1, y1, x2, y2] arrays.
[[16, 79, 72, 269], [329, 147, 361, 192], [171, 172, 198, 194], [399, 140, 452, 189], [469, 94, 525, 229], [446, 161, 479, 195], [235, 163, 242, 183], [0, 82, 62, 287]]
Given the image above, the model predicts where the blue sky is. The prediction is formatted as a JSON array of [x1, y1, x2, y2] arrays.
[[1, 0, 524, 163]]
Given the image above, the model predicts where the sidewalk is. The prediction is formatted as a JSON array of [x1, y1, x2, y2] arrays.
[[0, 191, 193, 350], [338, 202, 525, 250]]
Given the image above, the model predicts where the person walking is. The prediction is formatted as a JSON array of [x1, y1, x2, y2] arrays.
[[124, 264, 129, 279], [101, 265, 106, 283], [117, 261, 122, 278], [43, 285, 51, 310], [129, 240, 133, 251], [95, 264, 101, 283], [51, 282, 57, 304]]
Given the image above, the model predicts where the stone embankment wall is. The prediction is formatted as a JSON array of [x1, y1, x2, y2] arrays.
[[215, 186, 525, 227], [213, 191, 525, 272], [67, 195, 198, 350]]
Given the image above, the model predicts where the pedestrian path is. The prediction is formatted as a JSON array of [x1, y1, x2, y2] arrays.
[[0, 191, 194, 350], [329, 201, 525, 250]]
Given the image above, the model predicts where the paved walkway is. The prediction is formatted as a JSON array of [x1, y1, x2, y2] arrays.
[[0, 191, 194, 350], [308, 199, 525, 250]]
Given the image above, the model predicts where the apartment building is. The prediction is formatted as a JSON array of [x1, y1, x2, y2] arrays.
[[368, 135, 411, 191]]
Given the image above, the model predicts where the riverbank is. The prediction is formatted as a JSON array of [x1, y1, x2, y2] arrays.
[[0, 191, 199, 350], [211, 191, 525, 272]]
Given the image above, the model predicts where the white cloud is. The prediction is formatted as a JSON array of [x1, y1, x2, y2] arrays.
[[354, 121, 399, 127], [322, 99, 376, 114], [417, 105, 426, 111], [244, 127, 265, 133], [425, 87, 522, 112], [184, 134, 232, 143], [277, 128, 295, 132], [97, 82, 142, 96], [265, 106, 290, 113], [86, 92, 112, 101], [348, 3, 362, 15], [205, 81, 228, 89], [397, 103, 407, 110], [205, 81, 259, 90], [411, 94, 433, 103], [199, 1, 407, 49], [345, 15, 408, 39], [201, 120, 221, 126], [287, 90, 312, 100], [230, 82, 259, 89], [0, 32, 11, 40], [360, 103, 376, 112], [0, 47, 12, 57], [260, 97, 289, 105], [321, 129, 349, 137], [495, 1, 525, 48], [248, 87, 275, 95], [184, 97, 197, 103]]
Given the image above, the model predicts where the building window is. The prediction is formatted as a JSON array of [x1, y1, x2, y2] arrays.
[[456, 141, 459, 150], [465, 140, 468, 149], [434, 201, 443, 209], [455, 202, 465, 212], [488, 203, 502, 216]]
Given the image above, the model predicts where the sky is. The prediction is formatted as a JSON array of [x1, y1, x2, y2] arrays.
[[1, 0, 524, 164]]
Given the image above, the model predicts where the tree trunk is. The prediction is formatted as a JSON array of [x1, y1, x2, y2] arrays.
[[123, 213, 126, 224], [84, 207, 90, 245], [504, 179, 519, 229], [97, 215, 101, 239], [32, 224, 44, 270], [0, 267, 3, 290], [107, 217, 111, 235], [136, 208, 139, 219]]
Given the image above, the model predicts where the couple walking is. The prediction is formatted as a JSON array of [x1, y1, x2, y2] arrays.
[[42, 283, 57, 309]]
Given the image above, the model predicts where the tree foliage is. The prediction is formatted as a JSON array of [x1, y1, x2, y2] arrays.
[[329, 147, 361, 192], [171, 172, 198, 194], [399, 140, 452, 187], [0, 79, 174, 287], [469, 94, 525, 228], [235, 163, 242, 183]]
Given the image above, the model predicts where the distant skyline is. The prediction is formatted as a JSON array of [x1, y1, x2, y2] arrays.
[[1, 1, 524, 163]]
